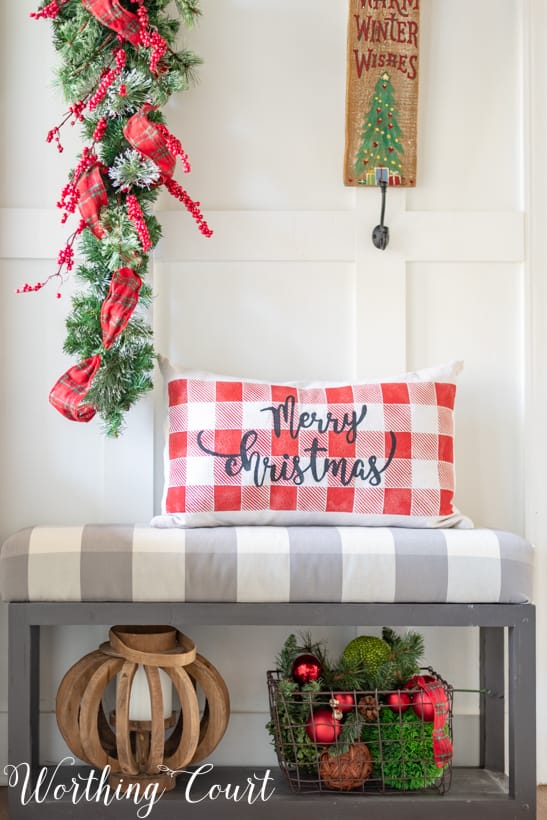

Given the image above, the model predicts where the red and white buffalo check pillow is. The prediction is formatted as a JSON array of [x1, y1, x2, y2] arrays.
[[152, 364, 469, 528]]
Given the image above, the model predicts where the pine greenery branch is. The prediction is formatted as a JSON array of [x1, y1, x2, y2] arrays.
[[30, 0, 206, 435], [382, 627, 425, 686], [330, 711, 364, 757], [109, 149, 161, 190], [266, 675, 323, 769], [276, 634, 299, 679], [323, 656, 369, 691], [174, 0, 202, 27]]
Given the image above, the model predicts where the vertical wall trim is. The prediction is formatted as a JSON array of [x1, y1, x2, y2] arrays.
[[523, 0, 547, 785]]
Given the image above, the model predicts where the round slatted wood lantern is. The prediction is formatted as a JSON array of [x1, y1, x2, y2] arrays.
[[56, 625, 230, 792]]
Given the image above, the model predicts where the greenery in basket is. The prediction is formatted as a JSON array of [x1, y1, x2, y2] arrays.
[[362, 708, 445, 790], [266, 676, 322, 769], [274, 629, 424, 694], [266, 629, 428, 770]]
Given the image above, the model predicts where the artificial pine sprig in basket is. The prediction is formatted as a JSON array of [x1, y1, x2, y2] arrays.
[[23, 0, 211, 436]]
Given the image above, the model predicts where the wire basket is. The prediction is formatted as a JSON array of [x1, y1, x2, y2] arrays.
[[267, 667, 453, 794]]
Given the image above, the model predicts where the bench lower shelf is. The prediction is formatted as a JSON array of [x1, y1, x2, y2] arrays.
[[8, 602, 536, 819], [7, 766, 532, 820]]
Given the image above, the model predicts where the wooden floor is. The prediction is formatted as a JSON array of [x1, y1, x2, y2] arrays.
[[1, 785, 545, 818]]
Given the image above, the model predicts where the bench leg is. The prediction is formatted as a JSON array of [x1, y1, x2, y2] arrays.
[[8, 606, 40, 819], [508, 607, 536, 813], [480, 626, 505, 771]]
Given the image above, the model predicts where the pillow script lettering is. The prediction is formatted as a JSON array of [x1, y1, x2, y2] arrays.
[[196, 394, 397, 488]]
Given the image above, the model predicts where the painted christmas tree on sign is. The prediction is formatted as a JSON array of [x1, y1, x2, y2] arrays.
[[345, 0, 420, 187], [353, 71, 404, 185]]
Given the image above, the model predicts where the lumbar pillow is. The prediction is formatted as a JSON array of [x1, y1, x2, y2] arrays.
[[152, 362, 469, 528]]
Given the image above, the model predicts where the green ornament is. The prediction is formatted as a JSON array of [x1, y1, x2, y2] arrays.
[[342, 635, 391, 678]]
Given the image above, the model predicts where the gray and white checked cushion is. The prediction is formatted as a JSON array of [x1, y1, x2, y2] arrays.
[[0, 525, 533, 604]]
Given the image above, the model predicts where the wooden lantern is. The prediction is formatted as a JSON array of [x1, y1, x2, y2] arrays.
[[56, 625, 230, 792]]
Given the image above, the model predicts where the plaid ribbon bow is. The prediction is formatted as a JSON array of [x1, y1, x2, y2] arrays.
[[123, 106, 176, 182], [49, 268, 142, 422], [412, 675, 454, 768], [76, 164, 108, 239], [101, 267, 142, 350], [49, 355, 102, 422], [80, 0, 141, 46]]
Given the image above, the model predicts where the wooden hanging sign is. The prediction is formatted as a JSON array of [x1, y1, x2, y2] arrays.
[[344, 0, 420, 187]]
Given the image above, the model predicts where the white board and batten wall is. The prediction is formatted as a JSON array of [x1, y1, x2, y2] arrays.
[[1, 0, 546, 783]]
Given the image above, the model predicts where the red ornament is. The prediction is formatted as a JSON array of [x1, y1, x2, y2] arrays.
[[305, 708, 342, 745], [330, 692, 354, 713], [405, 674, 436, 690], [388, 124, 394, 129], [385, 691, 411, 714], [388, 147, 394, 153], [376, 107, 382, 113], [411, 691, 435, 722], [382, 83, 387, 89], [377, 118, 383, 123], [291, 654, 322, 685], [405, 675, 448, 723]]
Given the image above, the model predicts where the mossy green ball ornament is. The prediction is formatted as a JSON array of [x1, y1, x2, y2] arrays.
[[342, 635, 391, 677]]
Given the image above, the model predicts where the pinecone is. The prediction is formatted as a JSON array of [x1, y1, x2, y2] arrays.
[[358, 694, 379, 722]]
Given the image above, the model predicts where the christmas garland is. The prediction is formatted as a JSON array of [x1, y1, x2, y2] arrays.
[[23, 0, 211, 436]]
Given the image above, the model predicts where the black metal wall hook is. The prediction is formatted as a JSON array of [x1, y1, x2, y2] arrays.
[[372, 178, 390, 250]]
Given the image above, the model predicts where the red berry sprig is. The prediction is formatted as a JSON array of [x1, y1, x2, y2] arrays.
[[16, 220, 86, 298], [92, 116, 108, 143], [57, 242, 75, 273], [57, 147, 98, 223], [56, 220, 87, 277], [69, 100, 86, 125], [126, 194, 152, 252], [88, 48, 127, 111], [164, 177, 213, 237], [15, 280, 47, 294], [137, 4, 168, 74], [46, 126, 64, 153], [157, 124, 191, 174], [30, 0, 68, 20], [148, 31, 168, 74], [45, 95, 89, 152], [57, 183, 80, 224]]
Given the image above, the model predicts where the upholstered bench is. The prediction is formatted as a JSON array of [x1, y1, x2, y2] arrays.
[[0, 525, 536, 819]]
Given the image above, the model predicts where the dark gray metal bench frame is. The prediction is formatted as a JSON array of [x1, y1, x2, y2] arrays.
[[8, 601, 536, 819]]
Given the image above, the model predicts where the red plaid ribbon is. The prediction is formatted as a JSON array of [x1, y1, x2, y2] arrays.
[[101, 267, 142, 350], [49, 355, 102, 422], [413, 676, 454, 768], [123, 106, 176, 182], [77, 164, 108, 239], [80, 0, 141, 46]]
